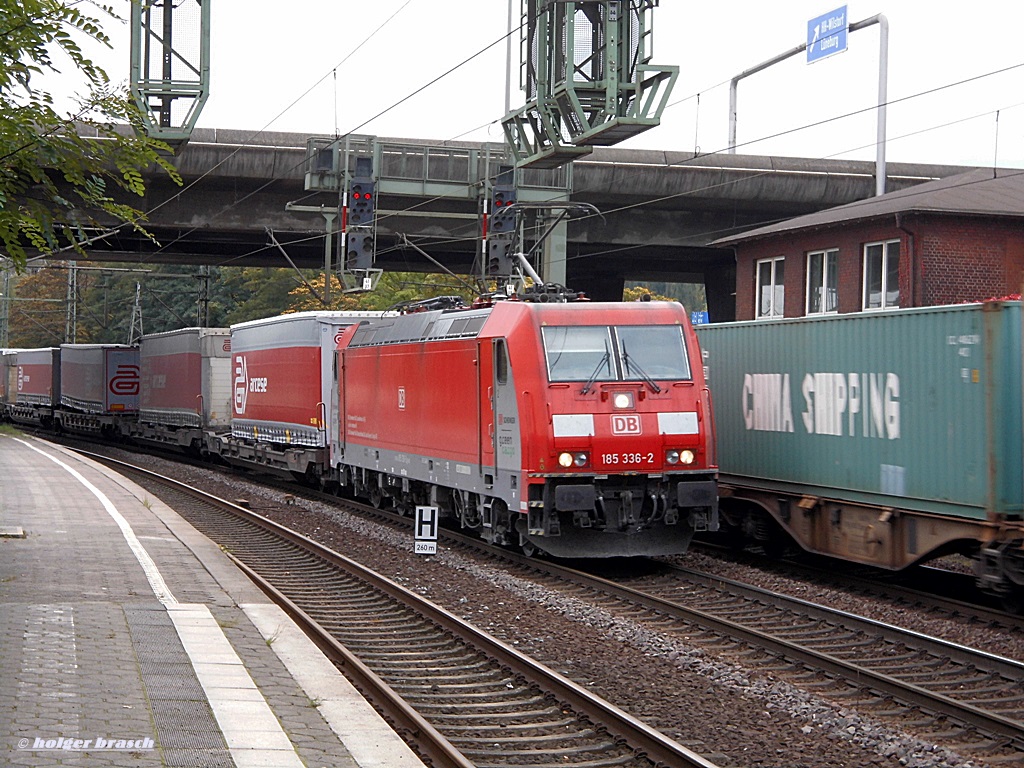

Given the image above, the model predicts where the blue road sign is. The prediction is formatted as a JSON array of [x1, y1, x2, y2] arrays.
[[807, 6, 848, 63]]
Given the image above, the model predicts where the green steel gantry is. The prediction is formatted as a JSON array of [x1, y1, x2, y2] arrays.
[[295, 2, 678, 291], [502, 0, 677, 169], [130, 0, 211, 145]]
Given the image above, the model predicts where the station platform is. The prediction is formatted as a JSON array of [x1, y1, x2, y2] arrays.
[[0, 434, 427, 768]]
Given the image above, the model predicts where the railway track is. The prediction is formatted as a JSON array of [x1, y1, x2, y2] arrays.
[[461, 548, 1024, 765], [690, 540, 1024, 625], [64, 438, 1024, 764], [84, 450, 718, 768]]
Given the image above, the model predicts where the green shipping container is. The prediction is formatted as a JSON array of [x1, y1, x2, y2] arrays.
[[696, 302, 1023, 522]]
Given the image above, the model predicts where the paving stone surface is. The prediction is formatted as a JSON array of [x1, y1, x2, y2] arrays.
[[0, 438, 369, 767]]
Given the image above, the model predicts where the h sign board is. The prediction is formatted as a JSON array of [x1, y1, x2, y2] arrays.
[[414, 505, 438, 555], [807, 6, 847, 63]]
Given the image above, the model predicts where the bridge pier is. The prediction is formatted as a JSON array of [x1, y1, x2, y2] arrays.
[[705, 262, 737, 323], [570, 272, 625, 302]]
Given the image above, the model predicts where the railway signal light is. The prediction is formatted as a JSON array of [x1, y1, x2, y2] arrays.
[[348, 178, 376, 226], [346, 231, 375, 270], [487, 239, 513, 276], [489, 184, 517, 234]]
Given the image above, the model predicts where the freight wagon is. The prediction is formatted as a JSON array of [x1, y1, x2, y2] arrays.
[[57, 344, 140, 436], [134, 328, 233, 453], [0, 350, 19, 409], [696, 301, 1024, 601], [211, 311, 387, 479], [7, 348, 61, 426]]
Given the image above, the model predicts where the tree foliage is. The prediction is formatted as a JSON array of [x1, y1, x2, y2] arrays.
[[287, 271, 478, 313], [5, 265, 67, 346], [625, 280, 707, 310], [5, 262, 714, 348], [4, 265, 478, 346], [0, 0, 180, 271]]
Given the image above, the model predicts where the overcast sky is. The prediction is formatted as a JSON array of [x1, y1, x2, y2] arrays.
[[80, 1, 1024, 170]]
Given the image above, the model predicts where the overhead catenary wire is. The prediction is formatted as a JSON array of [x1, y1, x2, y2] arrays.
[[16, 6, 1024, 279]]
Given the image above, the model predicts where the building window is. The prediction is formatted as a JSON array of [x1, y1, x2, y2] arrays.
[[756, 257, 784, 318], [863, 240, 900, 310], [806, 249, 838, 314]]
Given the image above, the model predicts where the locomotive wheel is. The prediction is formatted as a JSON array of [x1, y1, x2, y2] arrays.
[[368, 485, 384, 509], [520, 540, 538, 558]]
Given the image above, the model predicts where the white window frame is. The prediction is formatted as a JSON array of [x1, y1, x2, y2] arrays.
[[806, 248, 839, 315], [862, 239, 900, 310], [755, 256, 785, 319]]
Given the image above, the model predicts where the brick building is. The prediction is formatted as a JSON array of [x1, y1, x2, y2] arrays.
[[713, 168, 1024, 321]]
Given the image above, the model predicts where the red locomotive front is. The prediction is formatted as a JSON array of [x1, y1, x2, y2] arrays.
[[500, 301, 718, 556], [337, 299, 718, 558]]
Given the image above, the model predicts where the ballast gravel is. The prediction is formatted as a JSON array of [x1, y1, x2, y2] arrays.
[[132, 455, 1009, 768]]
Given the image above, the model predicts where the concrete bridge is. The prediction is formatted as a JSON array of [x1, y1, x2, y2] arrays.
[[80, 128, 971, 320]]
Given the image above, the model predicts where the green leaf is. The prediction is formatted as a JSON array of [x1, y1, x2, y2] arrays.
[[0, 0, 181, 271]]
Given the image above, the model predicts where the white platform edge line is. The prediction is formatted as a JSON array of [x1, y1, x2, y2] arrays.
[[15, 438, 178, 605], [242, 602, 427, 768], [168, 604, 303, 765], [14, 439, 303, 767]]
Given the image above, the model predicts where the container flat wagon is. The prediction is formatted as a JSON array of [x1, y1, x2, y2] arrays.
[[697, 301, 1024, 600], [57, 344, 140, 436], [7, 348, 61, 427], [135, 328, 233, 453], [212, 311, 385, 480]]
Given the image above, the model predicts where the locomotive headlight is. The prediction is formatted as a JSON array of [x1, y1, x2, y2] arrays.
[[612, 392, 634, 409], [666, 450, 680, 465], [558, 452, 589, 468], [680, 449, 696, 465]]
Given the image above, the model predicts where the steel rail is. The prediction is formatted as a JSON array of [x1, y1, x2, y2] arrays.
[[488, 551, 1024, 751], [82, 449, 721, 768], [227, 554, 475, 768]]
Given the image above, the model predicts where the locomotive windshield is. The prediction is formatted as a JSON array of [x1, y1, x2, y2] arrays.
[[542, 325, 691, 383]]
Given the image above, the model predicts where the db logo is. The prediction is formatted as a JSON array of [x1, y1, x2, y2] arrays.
[[398, 386, 406, 410], [611, 414, 641, 435], [109, 365, 140, 395]]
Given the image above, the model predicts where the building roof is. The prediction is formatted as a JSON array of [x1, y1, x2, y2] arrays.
[[713, 167, 1024, 246]]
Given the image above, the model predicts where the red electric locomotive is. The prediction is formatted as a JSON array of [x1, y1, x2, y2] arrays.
[[334, 299, 718, 557]]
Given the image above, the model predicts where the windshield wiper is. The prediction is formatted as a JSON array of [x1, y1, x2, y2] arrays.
[[622, 343, 662, 393], [580, 345, 611, 395]]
